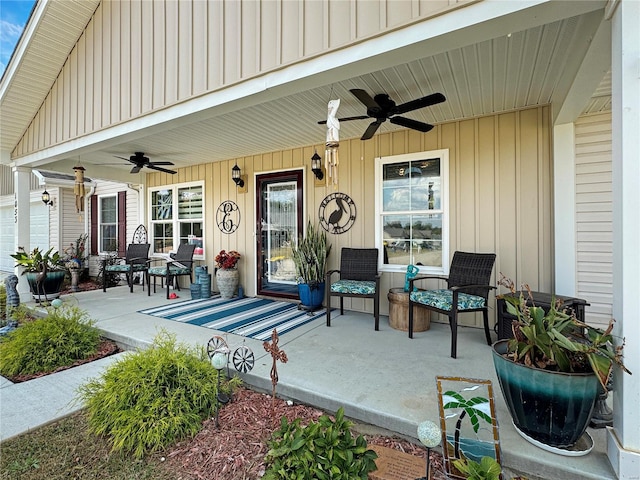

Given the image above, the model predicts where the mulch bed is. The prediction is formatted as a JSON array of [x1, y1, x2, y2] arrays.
[[5, 339, 121, 383], [164, 387, 447, 480]]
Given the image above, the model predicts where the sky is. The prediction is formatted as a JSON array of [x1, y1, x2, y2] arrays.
[[0, 0, 36, 77]]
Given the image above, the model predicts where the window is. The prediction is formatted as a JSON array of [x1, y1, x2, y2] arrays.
[[99, 195, 117, 252], [149, 182, 204, 257], [375, 150, 449, 274]]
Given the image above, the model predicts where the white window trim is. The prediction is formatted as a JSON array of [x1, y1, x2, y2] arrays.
[[98, 194, 117, 254], [374, 149, 449, 275], [148, 180, 205, 260]]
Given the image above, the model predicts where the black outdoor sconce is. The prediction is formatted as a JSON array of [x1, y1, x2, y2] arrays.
[[231, 162, 245, 188], [311, 151, 324, 180], [41, 190, 54, 207]]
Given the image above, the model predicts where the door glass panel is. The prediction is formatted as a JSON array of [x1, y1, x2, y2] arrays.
[[263, 183, 297, 285]]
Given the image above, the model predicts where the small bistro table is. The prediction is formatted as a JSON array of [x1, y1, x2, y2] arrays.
[[387, 287, 430, 332]]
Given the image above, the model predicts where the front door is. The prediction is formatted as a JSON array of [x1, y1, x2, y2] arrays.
[[256, 170, 303, 298]]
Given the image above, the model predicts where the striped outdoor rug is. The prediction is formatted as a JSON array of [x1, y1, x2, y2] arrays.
[[138, 295, 327, 341]]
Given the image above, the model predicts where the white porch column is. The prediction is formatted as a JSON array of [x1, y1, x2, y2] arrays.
[[12, 166, 32, 300], [553, 123, 577, 296], [607, 0, 640, 478]]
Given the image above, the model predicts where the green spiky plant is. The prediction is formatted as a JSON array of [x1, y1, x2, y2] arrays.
[[452, 457, 502, 480], [291, 220, 332, 288], [498, 275, 631, 390]]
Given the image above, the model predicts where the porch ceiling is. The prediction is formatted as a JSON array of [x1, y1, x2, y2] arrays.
[[2, 2, 612, 177]]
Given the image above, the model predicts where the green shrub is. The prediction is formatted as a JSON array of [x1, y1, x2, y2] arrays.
[[264, 407, 378, 480], [77, 331, 241, 458], [0, 304, 101, 376]]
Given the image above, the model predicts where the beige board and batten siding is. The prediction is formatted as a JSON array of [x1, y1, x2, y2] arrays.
[[575, 112, 613, 329], [12, 0, 472, 158], [147, 106, 552, 330]]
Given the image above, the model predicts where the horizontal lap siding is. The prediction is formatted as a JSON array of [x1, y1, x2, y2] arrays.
[[575, 112, 612, 328], [147, 106, 552, 330]]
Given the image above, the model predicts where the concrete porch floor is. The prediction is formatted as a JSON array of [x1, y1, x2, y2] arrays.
[[0, 286, 616, 479]]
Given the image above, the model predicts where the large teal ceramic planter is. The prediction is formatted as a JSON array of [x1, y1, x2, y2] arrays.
[[25, 270, 66, 300], [492, 339, 599, 448]]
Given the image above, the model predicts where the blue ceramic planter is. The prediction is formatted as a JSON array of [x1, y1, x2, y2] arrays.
[[492, 339, 599, 448], [298, 282, 325, 309]]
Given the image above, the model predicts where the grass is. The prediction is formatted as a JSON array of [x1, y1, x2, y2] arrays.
[[0, 411, 187, 480]]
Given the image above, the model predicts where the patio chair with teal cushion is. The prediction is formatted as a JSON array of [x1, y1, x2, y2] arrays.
[[102, 243, 150, 293], [148, 243, 196, 299], [408, 251, 496, 358], [326, 247, 381, 330]]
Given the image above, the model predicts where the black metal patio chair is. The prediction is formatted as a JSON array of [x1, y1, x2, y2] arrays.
[[326, 247, 381, 330], [408, 251, 496, 358], [147, 243, 197, 299], [102, 243, 150, 293]]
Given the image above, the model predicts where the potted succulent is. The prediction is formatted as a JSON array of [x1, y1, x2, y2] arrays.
[[492, 275, 631, 451], [291, 220, 331, 310], [10, 246, 67, 300]]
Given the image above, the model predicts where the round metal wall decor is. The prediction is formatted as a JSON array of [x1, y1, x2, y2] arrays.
[[216, 200, 241, 234], [318, 192, 356, 234]]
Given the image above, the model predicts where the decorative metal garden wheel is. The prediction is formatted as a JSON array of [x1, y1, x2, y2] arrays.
[[207, 335, 228, 359], [232, 345, 255, 373]]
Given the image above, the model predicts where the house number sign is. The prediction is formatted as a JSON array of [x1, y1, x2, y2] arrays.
[[216, 201, 240, 234], [318, 192, 356, 234]]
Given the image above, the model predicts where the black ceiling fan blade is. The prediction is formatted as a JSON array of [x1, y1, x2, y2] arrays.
[[147, 164, 177, 175], [361, 120, 383, 140], [350, 89, 380, 110], [130, 165, 142, 174], [394, 93, 446, 115], [317, 115, 369, 125], [114, 155, 133, 162], [390, 116, 434, 133], [148, 161, 175, 166]]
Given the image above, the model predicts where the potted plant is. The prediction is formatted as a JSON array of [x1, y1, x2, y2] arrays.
[[291, 220, 331, 310], [63, 234, 89, 291], [492, 276, 631, 451], [215, 250, 241, 299], [10, 246, 67, 301]]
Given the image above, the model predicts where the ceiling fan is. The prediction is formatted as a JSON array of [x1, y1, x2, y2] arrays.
[[318, 89, 446, 140], [113, 152, 177, 174]]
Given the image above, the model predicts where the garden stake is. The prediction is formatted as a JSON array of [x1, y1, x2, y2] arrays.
[[263, 329, 288, 420]]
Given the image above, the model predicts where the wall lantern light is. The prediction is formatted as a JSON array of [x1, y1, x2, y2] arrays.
[[311, 151, 324, 180], [231, 163, 245, 188], [41, 190, 54, 207]]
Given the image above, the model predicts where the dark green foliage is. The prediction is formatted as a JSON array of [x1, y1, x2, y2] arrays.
[[77, 331, 240, 459], [264, 407, 378, 480], [0, 305, 101, 376]]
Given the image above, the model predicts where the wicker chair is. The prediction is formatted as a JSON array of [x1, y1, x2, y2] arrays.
[[408, 251, 496, 358], [102, 243, 150, 293], [148, 243, 197, 299], [326, 248, 381, 330]]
